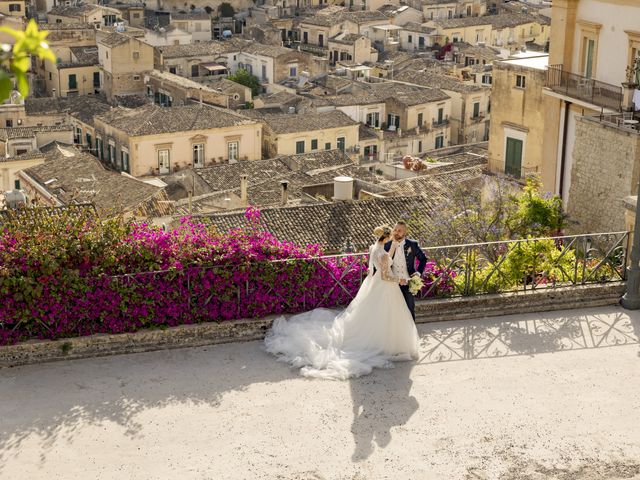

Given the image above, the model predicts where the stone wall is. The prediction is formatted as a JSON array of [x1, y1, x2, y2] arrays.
[[0, 282, 625, 367], [567, 116, 640, 234]]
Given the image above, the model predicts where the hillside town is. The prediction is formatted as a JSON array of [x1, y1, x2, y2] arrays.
[[0, 0, 578, 247]]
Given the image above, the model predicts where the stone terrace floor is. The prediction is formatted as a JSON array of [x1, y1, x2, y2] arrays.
[[2, 305, 640, 479]]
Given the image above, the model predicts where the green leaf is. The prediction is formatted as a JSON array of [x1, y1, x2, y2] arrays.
[[15, 72, 29, 97], [11, 55, 30, 73], [0, 70, 12, 103]]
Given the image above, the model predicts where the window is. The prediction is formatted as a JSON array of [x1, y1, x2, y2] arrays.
[[295, 140, 305, 154], [121, 149, 130, 173], [169, 66, 177, 74], [336, 137, 345, 152], [68, 74, 77, 90], [93, 71, 100, 87], [133, 12, 140, 18], [106, 51, 108, 59], [516, 75, 526, 88], [193, 143, 204, 167], [133, 51, 140, 60], [578, 21, 601, 79], [8, 3, 20, 12], [108, 142, 116, 165], [311, 139, 318, 150], [289, 66, 297, 77], [386, 113, 400, 129], [472, 102, 480, 118], [437, 107, 444, 124], [366, 112, 379, 128], [86, 132, 92, 149], [363, 145, 377, 159], [14, 179, 20, 190], [505, 137, 523, 178], [74, 127, 82, 144], [191, 64, 199, 77], [227, 141, 239, 161], [96, 137, 103, 160], [262, 64, 267, 81], [418, 140, 422, 153], [482, 74, 492, 85], [104, 14, 116, 26], [408, 35, 412, 43], [158, 149, 170, 174], [435, 135, 444, 149], [5, 119, 12, 128], [49, 72, 52, 81], [417, 112, 423, 126], [133, 75, 140, 81], [16, 149, 27, 155], [325, 142, 331, 150]]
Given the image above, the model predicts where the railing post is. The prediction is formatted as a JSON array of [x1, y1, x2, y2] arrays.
[[622, 188, 640, 309]]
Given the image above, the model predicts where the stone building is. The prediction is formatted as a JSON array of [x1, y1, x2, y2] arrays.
[[169, 12, 212, 43], [47, 3, 121, 26], [487, 54, 548, 180], [541, 0, 640, 205], [98, 32, 155, 101], [93, 103, 262, 176], [255, 110, 360, 158]]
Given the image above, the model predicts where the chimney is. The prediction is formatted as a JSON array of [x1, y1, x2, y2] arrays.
[[240, 174, 248, 204], [333, 176, 353, 201], [280, 180, 289, 205]]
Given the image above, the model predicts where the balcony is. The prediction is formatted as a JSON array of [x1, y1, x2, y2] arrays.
[[432, 118, 450, 129], [287, 41, 327, 57], [546, 65, 623, 112]]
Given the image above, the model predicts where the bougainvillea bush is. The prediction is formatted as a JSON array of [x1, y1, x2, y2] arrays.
[[0, 207, 371, 345], [0, 206, 462, 346]]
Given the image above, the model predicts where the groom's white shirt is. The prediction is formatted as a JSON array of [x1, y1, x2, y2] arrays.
[[392, 239, 410, 281]]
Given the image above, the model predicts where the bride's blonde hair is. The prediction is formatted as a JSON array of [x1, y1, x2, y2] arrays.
[[373, 225, 392, 241]]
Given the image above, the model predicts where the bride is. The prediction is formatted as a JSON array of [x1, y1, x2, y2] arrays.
[[264, 225, 419, 380]]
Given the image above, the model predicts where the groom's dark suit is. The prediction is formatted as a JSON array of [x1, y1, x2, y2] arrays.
[[384, 239, 427, 321]]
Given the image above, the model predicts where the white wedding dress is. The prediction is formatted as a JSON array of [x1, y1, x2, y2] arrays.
[[264, 243, 419, 380]]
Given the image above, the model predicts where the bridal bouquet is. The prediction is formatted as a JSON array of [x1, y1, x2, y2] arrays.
[[407, 275, 424, 296]]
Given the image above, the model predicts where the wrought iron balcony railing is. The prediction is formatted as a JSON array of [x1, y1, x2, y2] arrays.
[[108, 232, 628, 320], [546, 64, 623, 111]]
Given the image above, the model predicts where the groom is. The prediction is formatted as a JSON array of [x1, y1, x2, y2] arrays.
[[384, 221, 427, 321]]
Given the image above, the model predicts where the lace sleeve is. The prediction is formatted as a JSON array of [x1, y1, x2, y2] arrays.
[[380, 253, 399, 283]]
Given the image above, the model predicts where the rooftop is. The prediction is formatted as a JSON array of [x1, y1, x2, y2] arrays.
[[25, 96, 112, 127], [68, 46, 99, 65], [199, 195, 433, 252], [21, 145, 169, 216], [0, 125, 73, 141], [501, 53, 549, 71], [432, 12, 550, 30], [259, 110, 359, 135], [394, 69, 488, 94], [156, 39, 245, 59], [95, 104, 257, 136]]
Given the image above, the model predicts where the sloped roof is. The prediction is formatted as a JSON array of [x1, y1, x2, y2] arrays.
[[197, 195, 434, 253], [21, 145, 169, 216], [95, 104, 257, 136]]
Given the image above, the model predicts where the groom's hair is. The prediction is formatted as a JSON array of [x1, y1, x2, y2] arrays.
[[395, 220, 407, 227]]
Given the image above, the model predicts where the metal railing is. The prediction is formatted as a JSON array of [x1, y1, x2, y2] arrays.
[[107, 232, 628, 321], [594, 112, 640, 134], [546, 64, 623, 111]]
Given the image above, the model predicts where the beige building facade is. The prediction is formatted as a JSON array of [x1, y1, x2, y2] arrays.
[[488, 55, 549, 181], [93, 104, 262, 176], [541, 0, 640, 207]]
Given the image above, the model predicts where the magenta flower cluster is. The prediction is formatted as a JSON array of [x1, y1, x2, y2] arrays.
[[0, 210, 370, 346]]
